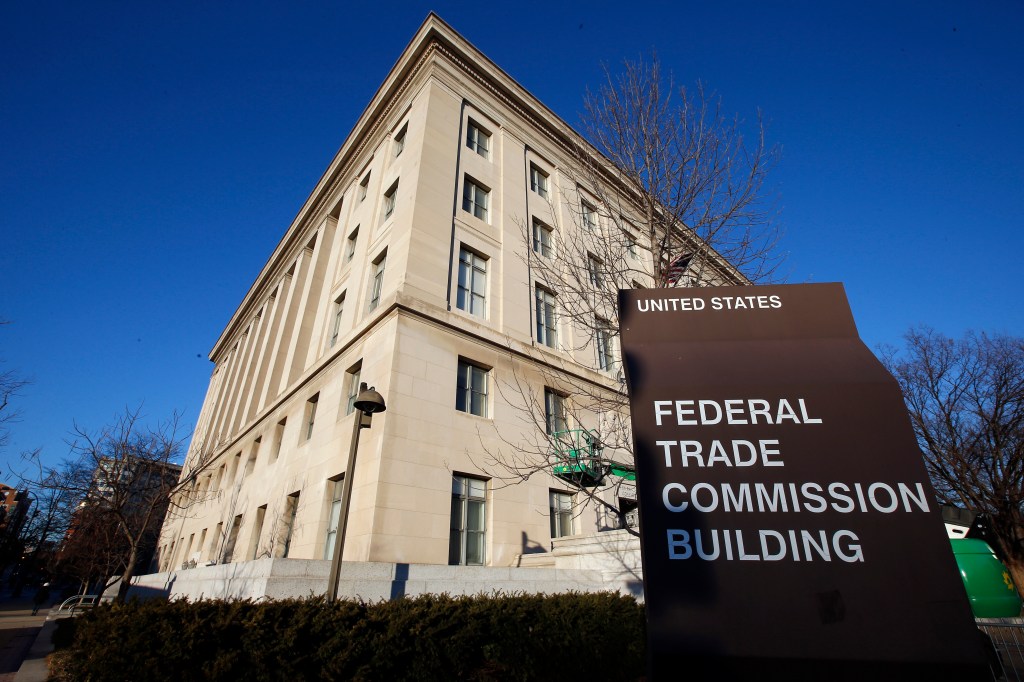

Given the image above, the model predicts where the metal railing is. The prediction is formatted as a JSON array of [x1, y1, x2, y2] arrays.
[[978, 619, 1024, 680], [56, 594, 101, 614]]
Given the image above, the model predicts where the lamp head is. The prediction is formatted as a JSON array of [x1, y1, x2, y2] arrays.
[[353, 387, 386, 414]]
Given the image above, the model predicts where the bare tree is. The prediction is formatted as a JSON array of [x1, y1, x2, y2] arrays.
[[480, 56, 782, 530], [24, 407, 216, 601], [0, 320, 30, 456], [880, 328, 1024, 585]]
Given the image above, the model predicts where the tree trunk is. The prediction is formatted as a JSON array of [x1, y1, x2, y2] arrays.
[[115, 546, 138, 603]]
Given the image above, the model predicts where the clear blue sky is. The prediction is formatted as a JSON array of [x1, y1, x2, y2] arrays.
[[2, 1, 1022, 474]]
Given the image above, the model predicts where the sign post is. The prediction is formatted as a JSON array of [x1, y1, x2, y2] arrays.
[[619, 283, 987, 680]]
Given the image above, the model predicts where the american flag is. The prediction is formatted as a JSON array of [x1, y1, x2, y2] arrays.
[[663, 253, 692, 286]]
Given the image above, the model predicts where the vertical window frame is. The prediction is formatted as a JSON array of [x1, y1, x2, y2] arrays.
[[530, 164, 549, 199], [449, 474, 487, 566], [456, 247, 488, 318], [462, 178, 490, 222], [456, 359, 490, 418], [532, 219, 553, 258], [466, 120, 491, 158], [367, 251, 387, 312], [535, 286, 557, 348]]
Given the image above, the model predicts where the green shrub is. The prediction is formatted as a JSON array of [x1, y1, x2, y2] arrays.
[[50, 592, 645, 681]]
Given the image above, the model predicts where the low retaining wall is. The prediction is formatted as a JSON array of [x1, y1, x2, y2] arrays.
[[130, 557, 622, 602], [131, 530, 645, 602]]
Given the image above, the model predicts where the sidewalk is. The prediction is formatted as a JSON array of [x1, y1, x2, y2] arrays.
[[0, 591, 50, 682]]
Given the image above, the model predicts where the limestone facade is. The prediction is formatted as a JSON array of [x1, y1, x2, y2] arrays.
[[156, 14, 679, 583]]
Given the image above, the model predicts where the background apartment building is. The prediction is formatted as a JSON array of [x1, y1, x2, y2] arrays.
[[156, 15, 699, 580]]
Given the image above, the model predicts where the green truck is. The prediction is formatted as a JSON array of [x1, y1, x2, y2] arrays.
[[951, 538, 1021, 618]]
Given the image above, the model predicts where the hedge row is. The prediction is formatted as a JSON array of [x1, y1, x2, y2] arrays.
[[50, 592, 645, 681]]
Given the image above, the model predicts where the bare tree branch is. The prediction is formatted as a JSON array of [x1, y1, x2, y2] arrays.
[[478, 56, 782, 535], [880, 328, 1024, 586]]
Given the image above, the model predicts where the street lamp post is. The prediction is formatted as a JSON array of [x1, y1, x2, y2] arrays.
[[326, 382, 386, 602]]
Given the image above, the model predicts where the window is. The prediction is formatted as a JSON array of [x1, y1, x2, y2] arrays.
[[244, 438, 260, 477], [323, 476, 345, 560], [228, 451, 241, 483], [393, 124, 407, 157], [581, 201, 597, 231], [587, 254, 603, 287], [209, 522, 222, 561], [249, 505, 266, 560], [462, 178, 489, 222], [303, 394, 319, 442], [358, 173, 370, 202], [330, 292, 346, 347], [535, 286, 557, 348], [382, 180, 398, 220], [368, 251, 386, 311], [530, 164, 549, 199], [466, 120, 490, 158], [545, 388, 567, 435], [596, 319, 613, 371], [344, 364, 362, 415], [456, 248, 487, 318], [223, 514, 243, 563], [271, 418, 286, 462], [345, 227, 359, 262], [625, 232, 639, 260], [550, 491, 574, 538], [281, 492, 300, 558], [449, 475, 486, 566], [197, 528, 208, 561], [532, 219, 553, 258], [456, 359, 489, 418]]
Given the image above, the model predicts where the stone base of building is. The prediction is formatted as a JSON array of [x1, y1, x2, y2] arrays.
[[131, 530, 644, 602]]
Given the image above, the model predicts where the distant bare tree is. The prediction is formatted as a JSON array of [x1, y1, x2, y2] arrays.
[[0, 320, 29, 456], [481, 56, 781, 530], [880, 328, 1024, 585], [24, 407, 217, 601]]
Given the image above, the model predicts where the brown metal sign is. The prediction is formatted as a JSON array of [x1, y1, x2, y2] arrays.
[[619, 283, 987, 680]]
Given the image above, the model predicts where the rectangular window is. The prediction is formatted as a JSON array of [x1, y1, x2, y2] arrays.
[[625, 232, 639, 260], [281, 492, 300, 558], [581, 201, 597, 231], [244, 438, 260, 477], [197, 528, 208, 562], [223, 514, 243, 563], [249, 505, 266, 560], [394, 124, 407, 157], [456, 248, 487, 318], [303, 394, 319, 442], [456, 359, 489, 418], [530, 164, 549, 199], [587, 254, 603, 288], [462, 178, 489, 222], [550, 491, 574, 538], [345, 227, 359, 262], [535, 286, 557, 348], [383, 180, 398, 220], [545, 388, 567, 435], [330, 292, 346, 347], [466, 120, 490, 158], [323, 476, 345, 560], [209, 522, 223, 562], [272, 418, 286, 462], [596, 319, 612, 371], [367, 251, 387, 311], [358, 173, 370, 202], [449, 475, 486, 566], [532, 219, 553, 258], [344, 364, 362, 416]]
